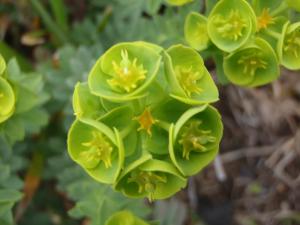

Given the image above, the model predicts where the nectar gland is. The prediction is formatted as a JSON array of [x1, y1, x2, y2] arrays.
[[133, 107, 158, 136]]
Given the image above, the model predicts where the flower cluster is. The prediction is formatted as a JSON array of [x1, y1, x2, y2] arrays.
[[0, 54, 48, 145], [68, 41, 223, 201], [185, 0, 300, 87]]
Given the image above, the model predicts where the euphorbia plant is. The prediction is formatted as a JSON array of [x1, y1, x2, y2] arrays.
[[105, 210, 149, 225], [68, 41, 223, 201]]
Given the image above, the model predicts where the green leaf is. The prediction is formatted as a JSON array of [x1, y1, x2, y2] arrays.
[[0, 77, 15, 124]]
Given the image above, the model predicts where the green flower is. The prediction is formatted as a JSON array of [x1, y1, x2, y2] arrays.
[[184, 12, 210, 51], [88, 42, 162, 102], [115, 156, 187, 201], [207, 0, 256, 52], [164, 45, 218, 105], [278, 22, 300, 70], [67, 119, 124, 184], [105, 211, 149, 225], [224, 38, 279, 87], [169, 105, 223, 176], [0, 76, 15, 123], [165, 0, 194, 6]]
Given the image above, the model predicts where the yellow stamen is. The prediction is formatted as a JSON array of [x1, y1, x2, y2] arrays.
[[80, 131, 113, 168], [178, 120, 216, 160], [127, 170, 167, 201], [175, 66, 202, 97], [108, 49, 147, 93], [257, 8, 275, 31]]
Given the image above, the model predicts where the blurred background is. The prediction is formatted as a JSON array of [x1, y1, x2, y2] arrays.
[[0, 0, 299, 225]]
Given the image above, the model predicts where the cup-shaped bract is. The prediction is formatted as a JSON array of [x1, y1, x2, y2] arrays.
[[184, 12, 210, 51], [207, 0, 256, 52], [165, 0, 194, 6], [73, 82, 104, 120], [278, 22, 300, 70], [88, 42, 162, 102], [0, 54, 6, 76], [224, 38, 279, 87], [169, 105, 223, 176], [115, 157, 187, 201], [164, 45, 218, 105], [0, 77, 15, 123], [105, 210, 149, 225], [285, 0, 300, 12], [67, 119, 124, 184]]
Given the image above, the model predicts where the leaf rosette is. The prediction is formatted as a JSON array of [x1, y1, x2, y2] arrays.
[[164, 44, 218, 105], [0, 76, 15, 123], [224, 38, 279, 87], [105, 210, 149, 225], [88, 42, 162, 102], [115, 156, 187, 201], [169, 105, 223, 176], [67, 119, 124, 184], [278, 22, 300, 70], [207, 0, 256, 52], [184, 12, 210, 51]]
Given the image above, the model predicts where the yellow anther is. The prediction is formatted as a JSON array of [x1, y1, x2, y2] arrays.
[[237, 50, 267, 76], [108, 49, 147, 92]]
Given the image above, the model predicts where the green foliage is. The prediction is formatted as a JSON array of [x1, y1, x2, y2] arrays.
[[0, 56, 48, 146], [67, 41, 223, 201]]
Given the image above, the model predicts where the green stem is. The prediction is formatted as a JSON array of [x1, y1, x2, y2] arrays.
[[30, 0, 69, 46], [265, 29, 281, 39], [156, 120, 171, 132], [271, 1, 289, 17]]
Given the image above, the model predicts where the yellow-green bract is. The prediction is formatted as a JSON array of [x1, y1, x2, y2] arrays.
[[105, 210, 149, 225], [224, 38, 279, 87], [184, 12, 210, 51], [277, 22, 300, 70], [207, 0, 256, 52], [0, 76, 15, 123], [68, 41, 223, 201]]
